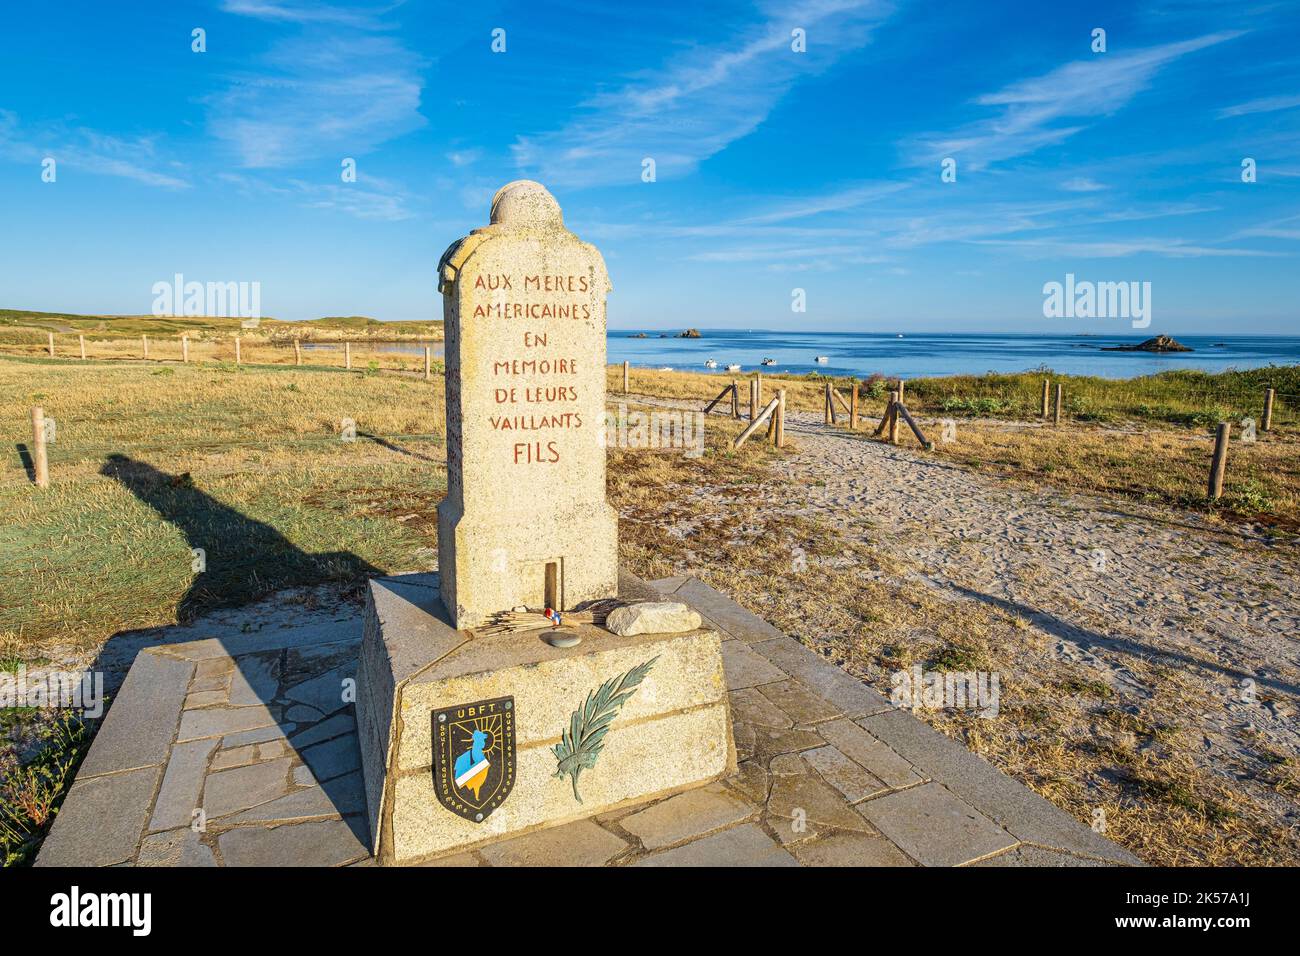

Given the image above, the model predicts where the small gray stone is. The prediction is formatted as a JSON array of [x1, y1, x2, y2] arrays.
[[257, 739, 289, 760], [791, 832, 915, 867], [77, 652, 193, 778], [621, 786, 753, 850], [545, 632, 582, 648], [672, 579, 787, 643], [36, 766, 161, 867], [227, 652, 282, 707], [289, 712, 355, 749], [858, 782, 1016, 867], [767, 769, 875, 833], [750, 724, 824, 761], [204, 757, 294, 818], [818, 718, 922, 790], [803, 745, 887, 804], [721, 640, 788, 690], [973, 846, 1115, 867], [211, 745, 257, 771], [729, 688, 793, 730], [227, 770, 367, 823], [150, 738, 219, 832], [185, 690, 227, 708], [726, 761, 769, 804], [283, 664, 352, 717], [605, 602, 702, 637], [757, 679, 842, 725], [635, 823, 798, 867], [479, 820, 627, 866], [222, 723, 294, 748], [298, 733, 362, 784], [177, 705, 280, 742], [859, 710, 1142, 865], [217, 818, 369, 866], [138, 828, 218, 867]]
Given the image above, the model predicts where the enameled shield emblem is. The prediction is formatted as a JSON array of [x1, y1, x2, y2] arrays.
[[433, 696, 516, 823]]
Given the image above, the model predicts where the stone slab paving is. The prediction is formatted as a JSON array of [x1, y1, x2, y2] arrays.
[[37, 576, 1142, 867]]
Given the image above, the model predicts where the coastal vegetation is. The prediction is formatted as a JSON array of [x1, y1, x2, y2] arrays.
[[1, 351, 1297, 865]]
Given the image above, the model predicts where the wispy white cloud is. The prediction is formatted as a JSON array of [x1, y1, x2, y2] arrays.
[[513, 0, 895, 188], [1234, 212, 1300, 241], [446, 148, 482, 168], [911, 32, 1244, 170], [0, 109, 188, 188], [219, 0, 399, 28], [735, 182, 908, 224], [1217, 92, 1300, 118], [209, 4, 426, 168], [218, 170, 415, 220], [973, 237, 1281, 258], [1061, 176, 1107, 192]]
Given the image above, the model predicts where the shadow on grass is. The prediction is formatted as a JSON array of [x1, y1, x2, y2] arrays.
[[78, 454, 384, 861], [14, 444, 34, 482]]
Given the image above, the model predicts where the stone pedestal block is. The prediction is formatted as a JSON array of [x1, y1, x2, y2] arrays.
[[357, 572, 735, 865]]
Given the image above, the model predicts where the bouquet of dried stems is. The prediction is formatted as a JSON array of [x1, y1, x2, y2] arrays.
[[477, 599, 621, 636]]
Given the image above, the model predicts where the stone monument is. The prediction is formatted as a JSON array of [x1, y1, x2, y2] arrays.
[[436, 180, 618, 629], [355, 182, 734, 864]]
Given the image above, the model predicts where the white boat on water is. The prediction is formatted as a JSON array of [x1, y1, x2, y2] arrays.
[[725, 363, 742, 372], [704, 359, 718, 369], [815, 356, 829, 364], [658, 366, 674, 371], [760, 358, 776, 366]]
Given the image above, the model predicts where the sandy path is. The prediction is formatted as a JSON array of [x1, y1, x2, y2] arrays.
[[636, 396, 1300, 776]]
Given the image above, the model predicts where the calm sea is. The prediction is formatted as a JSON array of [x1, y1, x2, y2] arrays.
[[606, 331, 1300, 380]]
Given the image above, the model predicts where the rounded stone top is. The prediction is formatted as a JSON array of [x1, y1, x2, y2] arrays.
[[489, 180, 563, 227]]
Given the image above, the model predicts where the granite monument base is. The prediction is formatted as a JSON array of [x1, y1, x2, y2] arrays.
[[356, 571, 736, 865]]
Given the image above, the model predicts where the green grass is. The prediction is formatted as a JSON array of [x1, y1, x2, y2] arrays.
[[0, 308, 443, 342], [1, 358, 447, 653], [1, 709, 92, 866], [902, 365, 1300, 428]]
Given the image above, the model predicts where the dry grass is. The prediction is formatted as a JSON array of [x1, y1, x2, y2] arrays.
[[884, 417, 1300, 530]]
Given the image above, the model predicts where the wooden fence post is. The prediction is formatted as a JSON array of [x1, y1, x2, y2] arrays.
[[897, 379, 905, 407], [1209, 422, 1230, 499], [79, 334, 86, 360], [424, 346, 432, 381], [824, 382, 832, 425], [1041, 379, 1050, 418], [1262, 387, 1275, 432], [750, 379, 758, 422], [1053, 383, 1063, 425], [731, 380, 739, 419], [31, 406, 49, 488], [47, 332, 55, 357], [623, 360, 629, 394], [775, 389, 786, 448], [887, 390, 900, 444], [849, 379, 858, 430], [345, 342, 352, 370], [142, 334, 149, 359], [182, 335, 189, 363], [294, 340, 302, 366]]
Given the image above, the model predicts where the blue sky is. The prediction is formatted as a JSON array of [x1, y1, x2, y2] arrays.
[[1, 0, 1298, 333]]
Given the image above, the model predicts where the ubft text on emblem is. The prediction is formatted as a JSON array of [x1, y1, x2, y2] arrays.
[[433, 696, 516, 822]]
